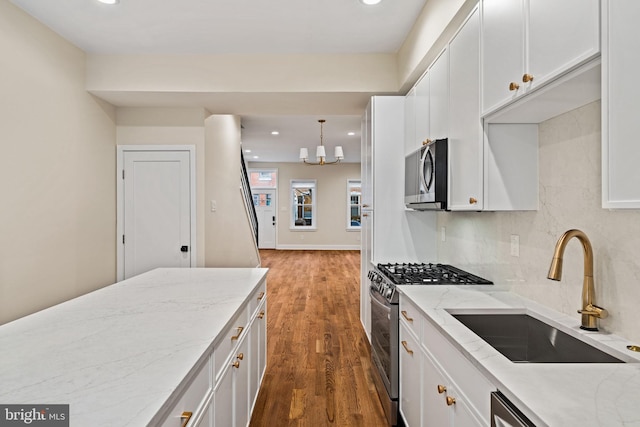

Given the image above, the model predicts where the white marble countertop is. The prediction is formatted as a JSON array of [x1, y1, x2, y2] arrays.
[[398, 286, 640, 427], [0, 267, 268, 427]]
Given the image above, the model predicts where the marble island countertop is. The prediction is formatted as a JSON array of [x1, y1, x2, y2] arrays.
[[0, 267, 268, 426], [398, 286, 640, 427]]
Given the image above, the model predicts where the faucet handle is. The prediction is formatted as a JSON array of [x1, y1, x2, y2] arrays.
[[578, 304, 608, 319]]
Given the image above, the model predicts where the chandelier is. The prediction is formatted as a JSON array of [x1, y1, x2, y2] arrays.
[[299, 119, 344, 165]]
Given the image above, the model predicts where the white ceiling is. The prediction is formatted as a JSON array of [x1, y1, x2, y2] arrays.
[[10, 0, 427, 162]]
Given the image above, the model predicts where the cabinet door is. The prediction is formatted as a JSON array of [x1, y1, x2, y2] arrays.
[[447, 383, 484, 427], [448, 8, 482, 211], [481, 0, 525, 113], [405, 87, 417, 156], [233, 337, 250, 427], [415, 73, 430, 149], [528, 0, 599, 90], [429, 49, 449, 140], [603, 0, 640, 208], [214, 365, 233, 427], [422, 353, 451, 427], [399, 323, 421, 427]]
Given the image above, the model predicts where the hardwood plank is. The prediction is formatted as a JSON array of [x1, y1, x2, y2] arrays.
[[249, 250, 387, 427]]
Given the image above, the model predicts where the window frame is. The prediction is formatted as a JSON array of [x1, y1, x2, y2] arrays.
[[290, 179, 317, 231], [347, 179, 362, 230]]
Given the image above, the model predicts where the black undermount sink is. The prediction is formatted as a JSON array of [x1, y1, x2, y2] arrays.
[[452, 313, 625, 363]]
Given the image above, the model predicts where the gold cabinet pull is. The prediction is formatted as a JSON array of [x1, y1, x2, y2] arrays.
[[437, 384, 447, 394], [363, 213, 369, 217], [401, 340, 414, 355], [181, 411, 193, 427], [362, 204, 370, 208], [422, 138, 433, 146], [522, 73, 534, 83], [401, 310, 413, 322], [237, 353, 244, 360], [257, 291, 265, 300], [509, 82, 520, 91], [258, 311, 265, 319], [446, 396, 456, 406], [469, 197, 478, 204], [231, 326, 244, 341], [232, 360, 240, 368]]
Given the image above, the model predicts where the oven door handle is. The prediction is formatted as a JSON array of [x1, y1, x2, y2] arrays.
[[369, 288, 392, 313]]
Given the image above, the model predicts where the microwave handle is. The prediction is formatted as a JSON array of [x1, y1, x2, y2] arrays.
[[419, 146, 434, 192]]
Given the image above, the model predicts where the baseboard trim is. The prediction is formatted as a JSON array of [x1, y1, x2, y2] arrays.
[[275, 244, 360, 251]]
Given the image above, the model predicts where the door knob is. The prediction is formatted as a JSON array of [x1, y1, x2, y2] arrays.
[[180, 246, 189, 252]]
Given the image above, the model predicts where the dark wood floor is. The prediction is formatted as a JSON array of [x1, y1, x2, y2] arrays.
[[249, 250, 387, 427]]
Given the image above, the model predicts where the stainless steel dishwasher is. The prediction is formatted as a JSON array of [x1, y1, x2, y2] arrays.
[[491, 391, 536, 427]]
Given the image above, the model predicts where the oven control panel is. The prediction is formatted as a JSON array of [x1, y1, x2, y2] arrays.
[[368, 270, 395, 302]]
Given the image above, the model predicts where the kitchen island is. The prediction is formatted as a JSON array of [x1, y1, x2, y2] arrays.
[[0, 267, 268, 426], [398, 285, 640, 427]]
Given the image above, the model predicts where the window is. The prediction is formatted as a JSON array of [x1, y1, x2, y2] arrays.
[[291, 180, 316, 229], [253, 192, 272, 207], [347, 180, 362, 230], [248, 169, 277, 188]]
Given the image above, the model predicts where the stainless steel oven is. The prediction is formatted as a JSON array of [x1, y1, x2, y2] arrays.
[[368, 263, 493, 426], [369, 288, 399, 426]]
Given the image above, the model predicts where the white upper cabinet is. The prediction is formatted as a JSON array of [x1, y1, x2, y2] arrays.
[[481, 0, 600, 116], [448, 8, 482, 211], [481, 0, 524, 114], [602, 0, 640, 208], [429, 49, 449, 141], [414, 72, 430, 151]]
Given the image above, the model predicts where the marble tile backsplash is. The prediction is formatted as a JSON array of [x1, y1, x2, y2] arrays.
[[437, 100, 640, 344]]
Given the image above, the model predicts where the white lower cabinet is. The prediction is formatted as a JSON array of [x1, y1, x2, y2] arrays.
[[399, 323, 421, 427], [399, 295, 492, 427], [159, 280, 267, 427]]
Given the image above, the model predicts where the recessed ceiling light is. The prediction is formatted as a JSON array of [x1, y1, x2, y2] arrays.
[[348, 132, 356, 136], [97, 0, 119, 4], [245, 149, 252, 153], [271, 131, 279, 135], [360, 0, 382, 5], [253, 156, 259, 159]]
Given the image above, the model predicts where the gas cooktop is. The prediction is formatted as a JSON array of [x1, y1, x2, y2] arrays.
[[377, 262, 493, 286]]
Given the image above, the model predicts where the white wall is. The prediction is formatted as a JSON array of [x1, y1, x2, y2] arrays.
[[249, 162, 361, 250], [437, 101, 640, 343], [116, 107, 208, 267], [0, 1, 117, 325], [205, 116, 260, 267]]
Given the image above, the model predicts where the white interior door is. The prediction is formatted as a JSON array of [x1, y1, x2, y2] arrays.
[[254, 189, 276, 249], [118, 147, 195, 280]]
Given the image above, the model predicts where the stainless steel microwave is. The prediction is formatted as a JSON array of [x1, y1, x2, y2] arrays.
[[404, 138, 448, 210]]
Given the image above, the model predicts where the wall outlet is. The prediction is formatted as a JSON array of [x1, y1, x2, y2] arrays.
[[510, 234, 520, 257]]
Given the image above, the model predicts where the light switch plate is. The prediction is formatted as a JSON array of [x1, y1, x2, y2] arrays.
[[510, 235, 520, 257]]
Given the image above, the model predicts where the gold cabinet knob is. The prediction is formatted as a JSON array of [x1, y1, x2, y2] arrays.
[[509, 82, 520, 91], [437, 384, 447, 394], [446, 396, 456, 406], [232, 361, 240, 368], [422, 138, 433, 146], [522, 73, 534, 83], [258, 311, 265, 319], [237, 353, 244, 360], [469, 197, 478, 204]]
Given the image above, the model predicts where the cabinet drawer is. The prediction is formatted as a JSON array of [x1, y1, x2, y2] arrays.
[[399, 297, 422, 340], [422, 317, 494, 422], [249, 281, 266, 318], [160, 357, 211, 427], [214, 305, 249, 381]]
